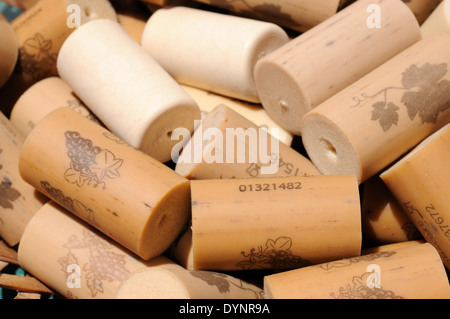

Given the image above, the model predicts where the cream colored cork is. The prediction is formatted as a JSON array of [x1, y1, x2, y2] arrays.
[[142, 6, 289, 103], [301, 34, 450, 184], [191, 175, 362, 271], [18, 201, 174, 299], [0, 112, 47, 246], [403, 0, 442, 24], [57, 19, 201, 163], [18, 107, 192, 260], [0, 14, 18, 88], [115, 267, 264, 299], [264, 243, 450, 299], [10, 76, 100, 138], [254, 0, 421, 135], [11, 0, 117, 83], [174, 104, 320, 180], [380, 123, 450, 270]]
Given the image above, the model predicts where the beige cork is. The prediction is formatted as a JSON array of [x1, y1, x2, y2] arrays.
[[167, 226, 194, 270], [301, 34, 450, 184], [254, 0, 421, 135], [361, 175, 422, 246], [181, 85, 293, 146], [57, 19, 201, 163], [0, 112, 47, 247], [18, 107, 192, 260], [421, 0, 450, 37], [191, 174, 362, 271], [175, 104, 320, 180], [0, 14, 18, 88], [380, 123, 450, 270], [115, 266, 264, 299], [190, 0, 345, 33], [264, 242, 450, 299], [18, 201, 173, 299], [10, 76, 100, 138], [11, 0, 117, 83]]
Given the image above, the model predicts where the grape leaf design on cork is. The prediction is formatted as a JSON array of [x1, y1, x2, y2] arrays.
[[64, 131, 123, 189], [58, 228, 131, 298], [236, 236, 311, 270], [350, 63, 450, 132]]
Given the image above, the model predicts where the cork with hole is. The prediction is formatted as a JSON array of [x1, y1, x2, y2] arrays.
[[18, 107, 192, 260], [301, 34, 450, 184], [254, 0, 421, 135]]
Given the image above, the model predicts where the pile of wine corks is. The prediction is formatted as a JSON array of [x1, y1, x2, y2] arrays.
[[1, 0, 449, 300]]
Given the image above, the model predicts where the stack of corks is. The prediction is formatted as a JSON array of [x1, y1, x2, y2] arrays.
[[0, 0, 449, 300]]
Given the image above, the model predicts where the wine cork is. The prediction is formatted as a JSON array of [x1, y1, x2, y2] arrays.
[[141, 6, 289, 103], [191, 175, 362, 271], [18, 107, 192, 260], [264, 242, 450, 299], [57, 19, 201, 163], [362, 240, 425, 255], [0, 112, 47, 247], [380, 123, 450, 269], [403, 0, 442, 24], [17, 201, 173, 299], [190, 0, 347, 33], [174, 104, 320, 180], [301, 34, 450, 184], [11, 0, 117, 83], [421, 0, 450, 37], [181, 85, 293, 146], [167, 225, 194, 270], [115, 267, 264, 299], [0, 14, 18, 88], [10, 77, 100, 138], [254, 0, 421, 135], [361, 175, 422, 246]]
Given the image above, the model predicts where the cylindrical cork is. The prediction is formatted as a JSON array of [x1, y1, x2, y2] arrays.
[[18, 201, 175, 299], [420, 0, 450, 37], [10, 77, 100, 138], [167, 226, 194, 270], [380, 123, 450, 270], [174, 104, 320, 180], [361, 175, 422, 246], [0, 112, 47, 246], [362, 240, 426, 255], [264, 242, 450, 299], [190, 0, 347, 33], [191, 175, 362, 271], [11, 0, 117, 83], [0, 14, 18, 88], [57, 19, 201, 163], [18, 107, 192, 260], [115, 266, 264, 299], [403, 0, 442, 24], [141, 6, 289, 103], [301, 34, 450, 184], [254, 0, 421, 135], [181, 85, 293, 146]]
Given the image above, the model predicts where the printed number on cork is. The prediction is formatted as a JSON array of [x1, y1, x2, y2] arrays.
[[64, 131, 123, 189], [350, 63, 450, 131], [239, 181, 301, 192]]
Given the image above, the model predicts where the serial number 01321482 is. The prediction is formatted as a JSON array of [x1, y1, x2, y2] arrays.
[[238, 181, 302, 192]]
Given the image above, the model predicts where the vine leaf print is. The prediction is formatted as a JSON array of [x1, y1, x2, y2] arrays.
[[64, 131, 123, 189], [189, 271, 230, 294], [371, 101, 399, 132], [401, 63, 450, 124]]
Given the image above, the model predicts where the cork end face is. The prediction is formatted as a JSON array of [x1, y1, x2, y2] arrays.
[[138, 180, 191, 261], [115, 268, 190, 299], [254, 59, 309, 135], [301, 113, 362, 183], [140, 102, 201, 163]]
